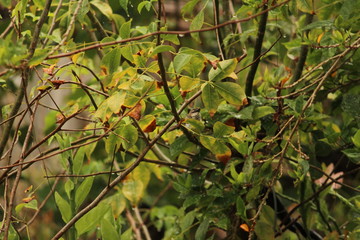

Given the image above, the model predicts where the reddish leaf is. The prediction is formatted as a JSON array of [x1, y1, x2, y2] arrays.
[[128, 103, 142, 120]]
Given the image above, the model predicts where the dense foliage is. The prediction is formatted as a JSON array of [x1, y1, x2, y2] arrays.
[[0, 0, 360, 239]]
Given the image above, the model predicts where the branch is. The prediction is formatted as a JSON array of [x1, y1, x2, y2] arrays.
[[290, 13, 314, 83], [50, 90, 202, 239], [245, 1, 269, 97], [46, 0, 290, 60]]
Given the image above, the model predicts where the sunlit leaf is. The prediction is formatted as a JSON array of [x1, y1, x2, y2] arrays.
[[209, 59, 238, 82], [55, 192, 71, 223], [122, 180, 144, 205]]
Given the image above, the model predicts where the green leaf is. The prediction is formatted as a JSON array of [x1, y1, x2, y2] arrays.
[[254, 221, 275, 240], [213, 121, 234, 138], [174, 53, 192, 73], [200, 135, 231, 163], [75, 202, 109, 236], [28, 49, 48, 67], [181, 210, 196, 232], [64, 179, 74, 199], [170, 135, 192, 158], [236, 197, 246, 219], [55, 191, 72, 223], [119, 0, 129, 15], [195, 218, 209, 240], [101, 218, 120, 240], [296, 0, 312, 13], [342, 149, 360, 164], [252, 106, 275, 119], [184, 118, 204, 133], [75, 177, 94, 210], [90, 0, 113, 19], [213, 82, 245, 105], [150, 45, 176, 57], [101, 47, 121, 74], [107, 91, 127, 114], [119, 124, 138, 150], [138, 1, 152, 13], [120, 19, 132, 39], [209, 59, 238, 82], [122, 180, 144, 205], [300, 20, 334, 31], [181, 0, 200, 17], [180, 76, 200, 92], [24, 199, 38, 211], [352, 130, 360, 148], [202, 83, 221, 116], [190, 10, 204, 42], [73, 147, 85, 175]]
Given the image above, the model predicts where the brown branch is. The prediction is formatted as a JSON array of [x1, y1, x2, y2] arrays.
[[50, 90, 202, 239], [46, 0, 290, 60]]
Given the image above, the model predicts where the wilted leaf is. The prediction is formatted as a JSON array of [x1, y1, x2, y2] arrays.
[[139, 115, 156, 132]]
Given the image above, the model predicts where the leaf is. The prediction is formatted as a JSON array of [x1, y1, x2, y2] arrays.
[[29, 49, 48, 67], [107, 91, 127, 114], [190, 10, 204, 42], [127, 103, 142, 120], [90, 0, 113, 19], [119, 124, 138, 150], [236, 197, 246, 219], [139, 115, 157, 133], [122, 180, 144, 205], [213, 121, 235, 138], [75, 202, 109, 236], [181, 210, 196, 232], [213, 82, 246, 105], [73, 147, 85, 175], [342, 149, 360, 164], [150, 45, 176, 57], [202, 83, 221, 117], [352, 130, 360, 148], [101, 218, 120, 240], [120, 19, 132, 39], [101, 47, 121, 74], [200, 135, 232, 164], [184, 118, 204, 133], [55, 191, 71, 223], [174, 53, 192, 73], [209, 59, 238, 82], [300, 20, 334, 31], [296, 0, 312, 14], [252, 106, 275, 119], [119, 0, 129, 15], [75, 177, 94, 210], [170, 135, 192, 158], [254, 221, 275, 240], [181, 0, 200, 17], [180, 76, 200, 92], [64, 180, 74, 199], [195, 218, 209, 240]]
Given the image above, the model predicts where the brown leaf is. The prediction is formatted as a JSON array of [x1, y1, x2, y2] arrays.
[[216, 152, 231, 165], [128, 103, 142, 120], [43, 64, 56, 75], [22, 196, 35, 203], [142, 118, 156, 133]]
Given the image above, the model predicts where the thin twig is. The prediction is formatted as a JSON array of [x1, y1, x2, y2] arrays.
[[46, 0, 291, 60], [134, 206, 152, 240]]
